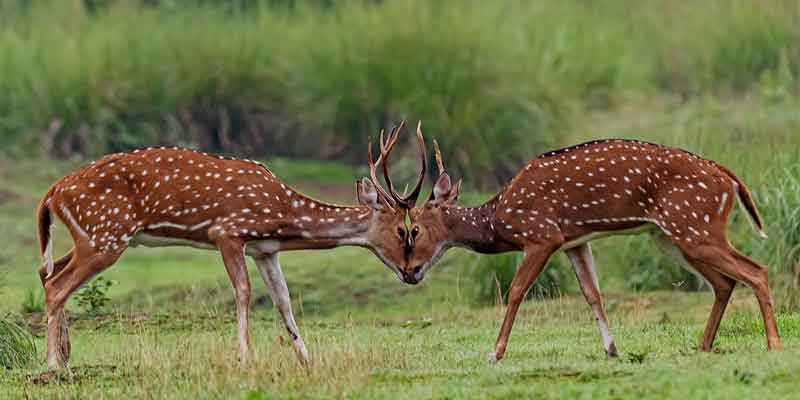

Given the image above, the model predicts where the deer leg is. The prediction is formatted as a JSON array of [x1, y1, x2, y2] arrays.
[[253, 253, 309, 365], [217, 236, 252, 362], [694, 270, 735, 351], [565, 243, 618, 357], [729, 250, 781, 350], [651, 233, 736, 351], [490, 243, 557, 363], [677, 242, 780, 350], [42, 247, 121, 369]]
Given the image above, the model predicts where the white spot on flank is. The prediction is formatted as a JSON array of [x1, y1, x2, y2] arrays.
[[189, 220, 212, 231], [147, 222, 188, 230], [718, 192, 729, 215]]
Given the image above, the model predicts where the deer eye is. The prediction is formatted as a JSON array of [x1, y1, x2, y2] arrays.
[[397, 227, 406, 238], [411, 226, 420, 238]]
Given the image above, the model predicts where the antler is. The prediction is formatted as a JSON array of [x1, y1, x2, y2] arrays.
[[432, 138, 445, 176], [367, 123, 402, 209], [368, 120, 429, 209], [382, 121, 427, 209]]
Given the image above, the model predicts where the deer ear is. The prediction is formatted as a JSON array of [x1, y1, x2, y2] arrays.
[[449, 179, 462, 203], [432, 173, 452, 199], [430, 173, 459, 205], [356, 178, 381, 210]]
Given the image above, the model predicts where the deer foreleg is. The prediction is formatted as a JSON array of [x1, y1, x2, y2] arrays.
[[565, 243, 618, 357], [490, 243, 557, 363], [217, 237, 252, 362], [254, 253, 310, 365]]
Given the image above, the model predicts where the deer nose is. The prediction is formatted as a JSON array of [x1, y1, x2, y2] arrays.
[[401, 265, 423, 285], [402, 265, 423, 285]]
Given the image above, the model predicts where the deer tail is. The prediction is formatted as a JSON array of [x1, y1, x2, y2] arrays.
[[37, 187, 56, 278], [719, 165, 767, 239]]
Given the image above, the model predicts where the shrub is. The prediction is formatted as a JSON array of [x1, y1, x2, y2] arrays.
[[3, 1, 797, 185], [468, 252, 569, 306], [618, 236, 701, 292], [76, 276, 115, 315], [0, 318, 36, 369], [20, 286, 45, 314]]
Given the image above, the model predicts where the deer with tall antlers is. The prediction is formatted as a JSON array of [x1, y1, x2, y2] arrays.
[[397, 134, 780, 361], [36, 121, 426, 369]]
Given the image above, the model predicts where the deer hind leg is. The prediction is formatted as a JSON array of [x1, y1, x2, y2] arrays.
[[216, 236, 252, 362], [39, 248, 73, 368], [43, 245, 123, 369], [565, 243, 618, 357], [671, 239, 780, 351], [651, 232, 735, 351], [694, 270, 736, 351], [490, 243, 558, 363], [253, 253, 310, 365], [729, 250, 781, 350]]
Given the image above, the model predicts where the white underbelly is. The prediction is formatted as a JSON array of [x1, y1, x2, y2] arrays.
[[245, 240, 281, 256], [129, 233, 283, 257], [129, 233, 216, 250], [559, 223, 658, 251]]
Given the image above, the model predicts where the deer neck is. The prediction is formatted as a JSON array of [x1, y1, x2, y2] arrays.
[[440, 198, 507, 253], [277, 193, 372, 244]]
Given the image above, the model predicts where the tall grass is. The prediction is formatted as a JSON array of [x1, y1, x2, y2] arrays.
[[1, 0, 798, 184], [0, 318, 36, 369], [467, 252, 570, 305]]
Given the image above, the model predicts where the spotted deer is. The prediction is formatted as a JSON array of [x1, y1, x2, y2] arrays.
[[36, 122, 426, 369], [400, 135, 780, 362]]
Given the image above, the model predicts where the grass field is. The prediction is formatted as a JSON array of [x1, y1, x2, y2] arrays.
[[1, 97, 799, 398], [2, 293, 799, 399]]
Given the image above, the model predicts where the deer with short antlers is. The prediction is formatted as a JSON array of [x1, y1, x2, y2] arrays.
[[36, 121, 426, 369], [397, 133, 780, 361]]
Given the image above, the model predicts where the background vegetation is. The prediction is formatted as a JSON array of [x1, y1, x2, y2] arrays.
[[1, 0, 799, 398], [1, 0, 798, 181]]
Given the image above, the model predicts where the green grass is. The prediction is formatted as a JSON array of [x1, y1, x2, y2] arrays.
[[1, 295, 799, 398], [1, 0, 799, 184], [0, 318, 36, 369]]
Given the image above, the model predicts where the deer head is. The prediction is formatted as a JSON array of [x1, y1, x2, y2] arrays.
[[359, 120, 428, 282], [403, 138, 463, 284]]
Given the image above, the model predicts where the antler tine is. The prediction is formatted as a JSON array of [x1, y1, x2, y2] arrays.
[[372, 124, 400, 170], [379, 122, 402, 155], [373, 120, 428, 209], [380, 121, 407, 206], [397, 120, 428, 207], [367, 137, 397, 208], [381, 120, 427, 209], [433, 139, 445, 176]]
